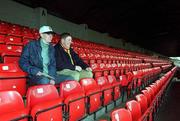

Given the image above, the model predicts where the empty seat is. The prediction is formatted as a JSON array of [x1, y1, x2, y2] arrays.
[[80, 78, 102, 114], [0, 63, 27, 96], [90, 63, 104, 78], [107, 75, 121, 103], [119, 75, 128, 101], [126, 100, 141, 121], [59, 80, 86, 121], [135, 94, 148, 114], [26, 84, 64, 121], [5, 35, 23, 46], [95, 76, 113, 108], [0, 44, 22, 54], [0, 91, 30, 121], [111, 108, 132, 121], [141, 90, 152, 106], [0, 44, 22, 63], [0, 21, 9, 34], [1, 51, 21, 63], [0, 34, 5, 44]]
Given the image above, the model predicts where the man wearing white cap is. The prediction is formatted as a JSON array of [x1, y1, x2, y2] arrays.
[[19, 26, 73, 85]]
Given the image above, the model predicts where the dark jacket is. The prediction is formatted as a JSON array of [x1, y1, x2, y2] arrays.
[[54, 44, 89, 71], [19, 40, 56, 78]]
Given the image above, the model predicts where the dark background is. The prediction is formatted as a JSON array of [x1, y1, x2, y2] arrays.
[[14, 0, 180, 56]]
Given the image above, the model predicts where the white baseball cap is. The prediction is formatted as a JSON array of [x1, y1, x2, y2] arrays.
[[39, 26, 55, 34]]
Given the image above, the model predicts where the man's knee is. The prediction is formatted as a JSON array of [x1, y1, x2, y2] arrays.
[[71, 71, 80, 81], [55, 75, 74, 84], [80, 70, 93, 79], [87, 71, 93, 78], [37, 77, 50, 84]]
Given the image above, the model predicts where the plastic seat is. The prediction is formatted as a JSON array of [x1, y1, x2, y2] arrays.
[[21, 27, 34, 39], [0, 34, 5, 44], [111, 108, 132, 121], [95, 76, 113, 108], [142, 89, 152, 105], [107, 75, 121, 102], [90, 63, 103, 78], [80, 78, 102, 115], [0, 44, 22, 63], [0, 91, 30, 121], [0, 44, 22, 54], [26, 85, 64, 121], [135, 94, 148, 114], [126, 100, 141, 121], [7, 24, 22, 37], [0, 63, 27, 96], [1, 51, 21, 63], [5, 35, 23, 46], [59, 80, 86, 121], [119, 75, 129, 101], [0, 21, 9, 34]]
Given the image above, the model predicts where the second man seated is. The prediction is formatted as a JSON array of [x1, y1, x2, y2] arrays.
[[55, 33, 93, 81]]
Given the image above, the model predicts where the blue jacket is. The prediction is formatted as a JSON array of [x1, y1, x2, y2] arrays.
[[19, 40, 56, 79], [54, 44, 89, 71]]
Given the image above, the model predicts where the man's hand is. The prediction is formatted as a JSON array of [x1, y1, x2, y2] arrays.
[[36, 71, 43, 76], [75, 66, 82, 71], [50, 80, 55, 85], [86, 67, 92, 71]]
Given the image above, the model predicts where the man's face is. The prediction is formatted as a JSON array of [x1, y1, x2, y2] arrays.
[[61, 36, 72, 49], [40, 33, 53, 43]]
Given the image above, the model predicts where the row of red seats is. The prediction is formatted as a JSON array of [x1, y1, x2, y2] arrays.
[[0, 34, 60, 46], [101, 67, 176, 121], [0, 62, 172, 99], [0, 20, 39, 39], [0, 66, 174, 121], [1, 20, 172, 65], [73, 46, 171, 65], [0, 75, 122, 121]]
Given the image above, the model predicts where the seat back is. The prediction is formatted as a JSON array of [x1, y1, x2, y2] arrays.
[[0, 91, 24, 115], [135, 94, 148, 114], [0, 63, 20, 72], [59, 80, 86, 121], [95, 76, 109, 87], [80, 78, 102, 114], [79, 78, 99, 91], [107, 75, 117, 84], [5, 35, 22, 45], [111, 108, 132, 121], [0, 63, 27, 96], [119, 75, 128, 86], [26, 85, 59, 108], [126, 100, 141, 121], [107, 75, 121, 100], [0, 91, 29, 121], [59, 80, 84, 99], [96, 76, 113, 106], [26, 85, 63, 121], [141, 90, 151, 106]]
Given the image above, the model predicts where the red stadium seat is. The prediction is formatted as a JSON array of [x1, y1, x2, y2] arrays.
[[135, 94, 148, 114], [126, 100, 141, 121], [95, 76, 113, 109], [111, 108, 132, 121], [0, 63, 27, 96], [80, 78, 102, 115], [0, 34, 5, 44], [59, 80, 86, 121], [26, 85, 64, 121], [5, 35, 23, 46], [107, 75, 121, 104], [0, 91, 30, 121]]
